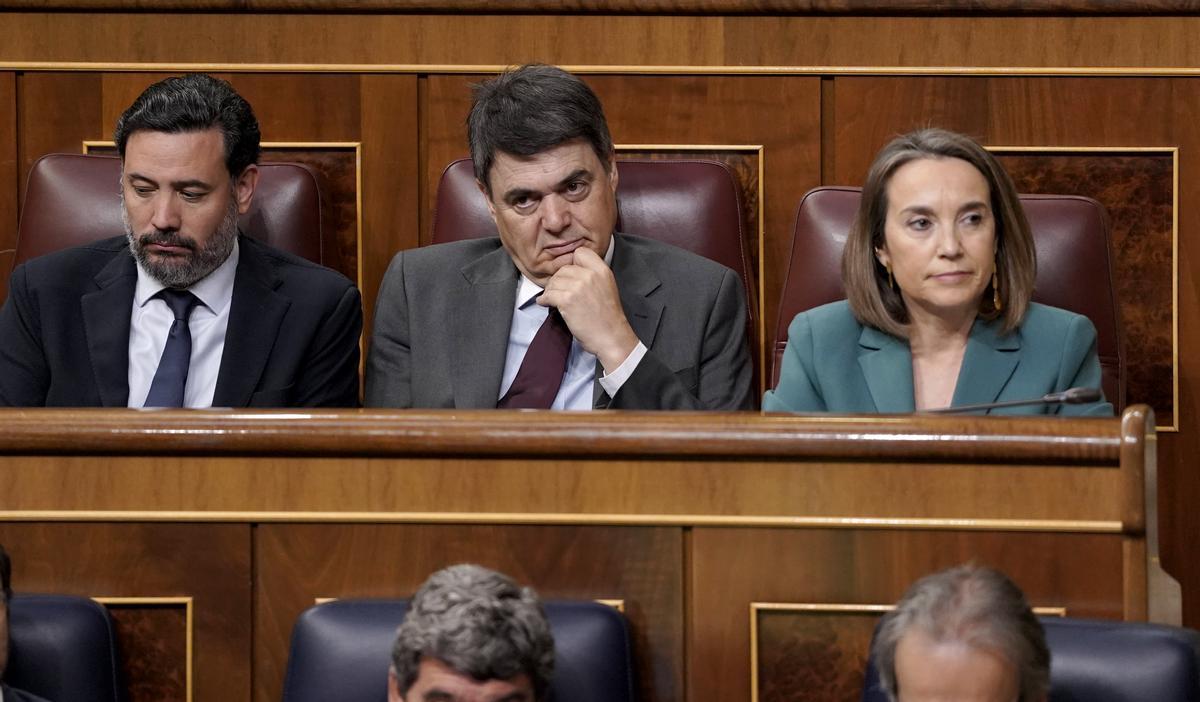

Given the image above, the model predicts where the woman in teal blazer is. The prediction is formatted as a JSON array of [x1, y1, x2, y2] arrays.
[[764, 129, 1111, 416]]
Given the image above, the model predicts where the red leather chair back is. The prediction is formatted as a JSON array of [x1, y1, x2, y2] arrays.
[[14, 153, 324, 267], [773, 186, 1125, 409], [433, 157, 759, 383]]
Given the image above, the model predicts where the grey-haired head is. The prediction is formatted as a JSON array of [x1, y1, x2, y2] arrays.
[[873, 564, 1050, 702], [390, 564, 554, 701]]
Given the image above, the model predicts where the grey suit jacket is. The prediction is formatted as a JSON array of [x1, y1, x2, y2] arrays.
[[365, 233, 753, 410], [0, 234, 362, 407]]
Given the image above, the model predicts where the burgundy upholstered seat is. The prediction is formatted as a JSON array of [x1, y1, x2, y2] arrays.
[[772, 186, 1125, 410], [14, 153, 324, 267]]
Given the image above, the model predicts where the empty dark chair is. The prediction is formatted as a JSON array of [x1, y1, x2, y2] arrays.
[[5, 594, 126, 702], [282, 598, 636, 702], [773, 186, 1125, 409], [14, 153, 325, 267], [861, 616, 1200, 702]]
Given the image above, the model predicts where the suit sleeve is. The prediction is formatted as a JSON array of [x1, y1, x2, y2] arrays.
[[1055, 313, 1114, 417], [762, 311, 827, 413], [364, 251, 413, 408], [291, 281, 363, 408], [608, 267, 753, 411], [0, 264, 51, 406]]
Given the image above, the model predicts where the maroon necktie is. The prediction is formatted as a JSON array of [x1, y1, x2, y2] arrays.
[[498, 308, 573, 409]]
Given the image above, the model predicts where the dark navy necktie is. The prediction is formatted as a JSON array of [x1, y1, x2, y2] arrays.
[[143, 289, 201, 408], [498, 308, 572, 409]]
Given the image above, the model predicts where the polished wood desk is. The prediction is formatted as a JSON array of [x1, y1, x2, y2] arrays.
[[0, 406, 1166, 702]]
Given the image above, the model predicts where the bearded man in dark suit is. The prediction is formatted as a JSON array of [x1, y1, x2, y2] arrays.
[[0, 73, 361, 407]]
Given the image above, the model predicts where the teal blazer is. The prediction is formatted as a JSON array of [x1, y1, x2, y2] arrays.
[[763, 301, 1113, 416]]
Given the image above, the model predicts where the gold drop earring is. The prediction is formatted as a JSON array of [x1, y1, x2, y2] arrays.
[[885, 262, 894, 290], [992, 268, 1003, 312]]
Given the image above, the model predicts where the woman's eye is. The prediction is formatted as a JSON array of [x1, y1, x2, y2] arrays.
[[909, 217, 931, 230], [963, 213, 983, 226]]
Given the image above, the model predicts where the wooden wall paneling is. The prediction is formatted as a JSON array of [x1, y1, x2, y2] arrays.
[[688, 528, 1127, 702], [423, 74, 821, 386], [359, 74, 419, 339], [0, 523, 252, 702], [0, 71, 16, 303], [252, 523, 684, 702], [16, 72, 102, 211], [6, 15, 1200, 69], [0, 14, 728, 66], [827, 75, 1200, 627]]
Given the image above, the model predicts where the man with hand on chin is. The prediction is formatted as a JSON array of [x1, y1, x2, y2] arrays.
[[0, 73, 362, 408], [366, 64, 752, 410]]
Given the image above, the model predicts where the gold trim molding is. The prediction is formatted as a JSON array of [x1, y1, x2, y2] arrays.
[[0, 510, 1126, 532], [94, 596, 194, 702], [10, 62, 1200, 77]]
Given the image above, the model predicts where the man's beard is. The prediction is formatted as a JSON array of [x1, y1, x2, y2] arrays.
[[124, 196, 239, 289]]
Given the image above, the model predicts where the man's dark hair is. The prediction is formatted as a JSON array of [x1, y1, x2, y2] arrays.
[[391, 564, 555, 700], [113, 73, 261, 178], [0, 544, 11, 605], [468, 64, 614, 193]]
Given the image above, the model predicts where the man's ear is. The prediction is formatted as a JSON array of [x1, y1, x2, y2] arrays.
[[388, 669, 404, 702], [477, 178, 499, 222], [606, 153, 619, 193], [234, 164, 259, 215]]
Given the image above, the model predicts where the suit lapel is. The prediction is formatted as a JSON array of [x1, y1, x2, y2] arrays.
[[451, 245, 517, 408], [213, 238, 290, 407], [81, 253, 137, 407], [950, 317, 1020, 410], [857, 326, 915, 413], [594, 235, 663, 407]]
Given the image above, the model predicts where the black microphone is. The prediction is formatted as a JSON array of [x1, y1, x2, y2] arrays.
[[925, 387, 1103, 414]]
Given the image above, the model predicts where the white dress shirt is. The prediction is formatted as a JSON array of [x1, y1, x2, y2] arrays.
[[127, 240, 239, 408], [498, 237, 647, 410]]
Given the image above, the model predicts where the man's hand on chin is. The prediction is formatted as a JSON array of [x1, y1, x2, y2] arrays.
[[537, 246, 639, 372]]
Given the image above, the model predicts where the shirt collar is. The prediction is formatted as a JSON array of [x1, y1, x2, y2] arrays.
[[134, 237, 240, 313], [514, 235, 616, 311]]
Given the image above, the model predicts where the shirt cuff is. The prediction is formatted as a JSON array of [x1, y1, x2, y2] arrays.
[[598, 341, 647, 397]]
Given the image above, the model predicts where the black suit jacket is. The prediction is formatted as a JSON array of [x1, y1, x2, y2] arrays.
[[1, 684, 52, 702], [0, 235, 362, 407]]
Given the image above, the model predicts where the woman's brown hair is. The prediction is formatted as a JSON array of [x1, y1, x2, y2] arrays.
[[842, 128, 1036, 338]]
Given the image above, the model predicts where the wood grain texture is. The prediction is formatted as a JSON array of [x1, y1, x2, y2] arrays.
[[359, 74, 419, 335], [0, 523, 251, 702], [107, 605, 188, 702], [0, 72, 16, 302], [690, 528, 1127, 702], [253, 524, 683, 702], [1, 1, 1198, 14]]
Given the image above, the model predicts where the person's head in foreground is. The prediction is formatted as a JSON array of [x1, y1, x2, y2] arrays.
[[468, 63, 619, 288], [873, 564, 1050, 702], [389, 564, 555, 702], [114, 72, 261, 289], [843, 127, 1036, 340]]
